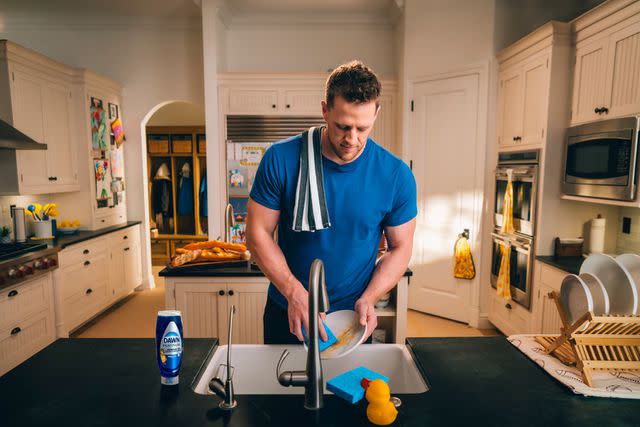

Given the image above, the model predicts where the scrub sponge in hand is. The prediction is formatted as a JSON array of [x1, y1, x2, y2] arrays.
[[327, 366, 389, 404], [302, 321, 338, 352]]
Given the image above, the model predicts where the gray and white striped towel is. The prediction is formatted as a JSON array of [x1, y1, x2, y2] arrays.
[[292, 126, 331, 232]]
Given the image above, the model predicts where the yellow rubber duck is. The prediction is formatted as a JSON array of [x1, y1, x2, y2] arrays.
[[364, 379, 398, 426]]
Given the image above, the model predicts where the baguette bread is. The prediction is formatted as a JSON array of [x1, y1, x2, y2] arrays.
[[183, 240, 247, 252], [170, 249, 202, 267]]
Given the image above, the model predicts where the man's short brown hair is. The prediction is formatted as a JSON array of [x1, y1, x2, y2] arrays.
[[325, 60, 381, 109]]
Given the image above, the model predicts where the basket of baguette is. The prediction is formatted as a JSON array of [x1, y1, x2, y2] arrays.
[[168, 240, 251, 269]]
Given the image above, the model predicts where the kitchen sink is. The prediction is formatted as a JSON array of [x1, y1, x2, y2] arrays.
[[192, 344, 428, 395]]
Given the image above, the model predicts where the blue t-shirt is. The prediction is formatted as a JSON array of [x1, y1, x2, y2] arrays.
[[250, 134, 417, 311]]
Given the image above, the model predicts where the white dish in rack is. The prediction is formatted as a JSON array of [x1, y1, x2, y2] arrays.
[[615, 253, 640, 301], [579, 254, 638, 315]]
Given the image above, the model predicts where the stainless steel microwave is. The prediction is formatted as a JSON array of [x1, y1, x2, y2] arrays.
[[563, 116, 640, 201]]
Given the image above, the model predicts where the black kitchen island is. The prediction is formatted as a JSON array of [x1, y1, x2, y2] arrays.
[[0, 337, 638, 426]]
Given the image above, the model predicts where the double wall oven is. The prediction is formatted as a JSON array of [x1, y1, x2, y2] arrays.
[[491, 150, 539, 310]]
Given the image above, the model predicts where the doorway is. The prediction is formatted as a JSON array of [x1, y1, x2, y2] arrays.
[[407, 67, 488, 324]]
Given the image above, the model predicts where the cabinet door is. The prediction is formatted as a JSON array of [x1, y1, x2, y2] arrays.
[[175, 283, 227, 338], [605, 21, 640, 118], [109, 243, 126, 300], [123, 238, 141, 293], [227, 282, 268, 344], [538, 284, 563, 334], [571, 37, 609, 124], [41, 81, 77, 188], [281, 89, 324, 114], [11, 69, 48, 190], [520, 55, 549, 146], [226, 89, 279, 114], [497, 67, 522, 147], [369, 94, 394, 152]]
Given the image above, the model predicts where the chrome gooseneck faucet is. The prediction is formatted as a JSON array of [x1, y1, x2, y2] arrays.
[[276, 259, 329, 410], [208, 305, 237, 410], [224, 203, 235, 243]]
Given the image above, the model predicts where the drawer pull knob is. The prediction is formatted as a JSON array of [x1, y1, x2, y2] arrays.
[[86, 288, 93, 295], [124, 247, 130, 251], [84, 261, 91, 266], [228, 290, 234, 296], [505, 303, 512, 310], [11, 327, 21, 335], [218, 290, 225, 296], [123, 236, 128, 240], [8, 290, 18, 297], [83, 249, 90, 254]]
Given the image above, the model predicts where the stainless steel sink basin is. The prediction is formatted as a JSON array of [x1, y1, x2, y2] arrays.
[[192, 344, 428, 395]]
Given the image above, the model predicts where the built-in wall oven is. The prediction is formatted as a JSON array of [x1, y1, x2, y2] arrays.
[[491, 150, 539, 310], [563, 116, 640, 201]]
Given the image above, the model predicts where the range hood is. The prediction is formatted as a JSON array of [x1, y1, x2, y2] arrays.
[[0, 118, 47, 150]]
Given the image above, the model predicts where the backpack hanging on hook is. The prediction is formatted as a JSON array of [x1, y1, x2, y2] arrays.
[[453, 229, 475, 280]]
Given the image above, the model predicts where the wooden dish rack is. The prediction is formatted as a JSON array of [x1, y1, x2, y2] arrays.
[[535, 291, 640, 387]]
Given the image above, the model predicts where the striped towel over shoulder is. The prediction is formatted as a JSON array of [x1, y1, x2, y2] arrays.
[[292, 126, 331, 232]]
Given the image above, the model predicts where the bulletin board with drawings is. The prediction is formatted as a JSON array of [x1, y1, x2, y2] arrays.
[[91, 97, 126, 210], [226, 143, 271, 244]]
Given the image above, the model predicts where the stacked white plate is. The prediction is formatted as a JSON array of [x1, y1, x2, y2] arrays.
[[560, 253, 639, 329]]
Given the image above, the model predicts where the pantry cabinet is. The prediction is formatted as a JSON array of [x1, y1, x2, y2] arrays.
[[0, 41, 79, 195], [571, 9, 640, 125]]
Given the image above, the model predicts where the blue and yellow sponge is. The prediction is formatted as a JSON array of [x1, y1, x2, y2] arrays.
[[327, 367, 389, 404]]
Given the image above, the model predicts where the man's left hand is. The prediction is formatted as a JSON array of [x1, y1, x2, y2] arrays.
[[354, 298, 377, 340]]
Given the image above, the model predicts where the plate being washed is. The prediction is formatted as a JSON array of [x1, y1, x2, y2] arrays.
[[580, 254, 638, 315], [304, 310, 367, 360]]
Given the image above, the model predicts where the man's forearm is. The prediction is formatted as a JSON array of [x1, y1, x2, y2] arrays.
[[247, 229, 303, 300], [360, 245, 411, 304]]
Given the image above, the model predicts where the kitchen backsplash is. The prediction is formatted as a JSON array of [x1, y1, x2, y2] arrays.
[[616, 207, 640, 254], [0, 195, 54, 238]]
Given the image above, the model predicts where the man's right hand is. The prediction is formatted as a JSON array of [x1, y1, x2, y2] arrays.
[[286, 284, 328, 343]]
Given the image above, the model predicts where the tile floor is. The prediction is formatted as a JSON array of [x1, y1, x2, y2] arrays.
[[73, 267, 499, 338]]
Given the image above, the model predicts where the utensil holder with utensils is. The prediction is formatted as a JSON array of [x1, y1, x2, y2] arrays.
[[535, 292, 640, 387]]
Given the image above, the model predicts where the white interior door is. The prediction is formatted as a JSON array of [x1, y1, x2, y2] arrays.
[[408, 73, 481, 323]]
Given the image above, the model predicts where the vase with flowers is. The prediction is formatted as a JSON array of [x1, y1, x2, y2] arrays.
[[25, 203, 59, 239]]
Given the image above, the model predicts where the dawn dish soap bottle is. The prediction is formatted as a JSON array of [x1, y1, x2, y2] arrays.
[[156, 310, 184, 385]]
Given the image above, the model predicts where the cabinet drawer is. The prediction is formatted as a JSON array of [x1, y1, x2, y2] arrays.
[[59, 238, 106, 266], [63, 281, 108, 331], [58, 254, 109, 300], [110, 226, 138, 244], [95, 210, 127, 229], [0, 310, 55, 376], [489, 293, 529, 335], [0, 275, 50, 331], [538, 263, 567, 292]]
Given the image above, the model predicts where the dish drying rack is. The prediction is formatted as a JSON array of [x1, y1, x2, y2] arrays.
[[535, 291, 640, 387]]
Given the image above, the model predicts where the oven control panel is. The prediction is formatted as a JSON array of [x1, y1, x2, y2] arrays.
[[0, 253, 59, 289]]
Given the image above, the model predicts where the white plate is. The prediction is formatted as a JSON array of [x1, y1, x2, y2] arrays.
[[579, 254, 638, 315], [616, 253, 640, 303], [304, 310, 367, 360], [560, 274, 594, 328], [579, 272, 610, 316]]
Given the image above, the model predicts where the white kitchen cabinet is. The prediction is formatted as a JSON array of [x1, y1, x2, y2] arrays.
[[0, 41, 79, 195], [0, 273, 56, 376], [167, 277, 269, 344], [496, 53, 549, 149], [53, 70, 127, 230], [531, 261, 567, 334], [488, 292, 530, 336], [571, 12, 640, 125], [226, 88, 280, 114], [223, 86, 324, 115], [369, 94, 395, 152], [281, 88, 324, 114], [53, 225, 142, 337]]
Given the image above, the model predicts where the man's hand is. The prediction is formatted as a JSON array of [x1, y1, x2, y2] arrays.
[[286, 285, 328, 343], [354, 297, 377, 340]]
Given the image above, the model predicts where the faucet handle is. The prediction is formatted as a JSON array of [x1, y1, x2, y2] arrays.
[[276, 349, 290, 379], [276, 349, 308, 387]]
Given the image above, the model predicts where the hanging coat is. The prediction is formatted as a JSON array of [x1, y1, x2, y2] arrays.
[[199, 171, 208, 217], [177, 164, 194, 215]]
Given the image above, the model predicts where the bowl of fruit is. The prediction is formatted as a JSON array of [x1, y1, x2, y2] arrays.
[[57, 220, 81, 235]]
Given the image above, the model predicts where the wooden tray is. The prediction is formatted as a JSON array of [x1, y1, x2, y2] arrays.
[[165, 259, 250, 271]]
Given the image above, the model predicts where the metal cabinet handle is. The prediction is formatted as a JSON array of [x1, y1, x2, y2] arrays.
[[219, 290, 225, 296], [83, 249, 90, 254], [505, 303, 512, 310], [84, 261, 91, 266], [601, 107, 609, 114], [286, 104, 290, 108], [123, 236, 128, 240], [272, 104, 276, 109], [11, 327, 21, 335], [86, 288, 93, 295], [595, 107, 602, 114], [124, 247, 130, 251], [228, 290, 234, 296], [8, 290, 18, 297]]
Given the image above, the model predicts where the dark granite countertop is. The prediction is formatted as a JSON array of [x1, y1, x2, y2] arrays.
[[160, 264, 413, 278], [536, 255, 585, 275], [1, 337, 637, 426], [46, 220, 141, 250]]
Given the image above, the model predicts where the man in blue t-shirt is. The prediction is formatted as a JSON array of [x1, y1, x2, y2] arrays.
[[247, 60, 417, 345]]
